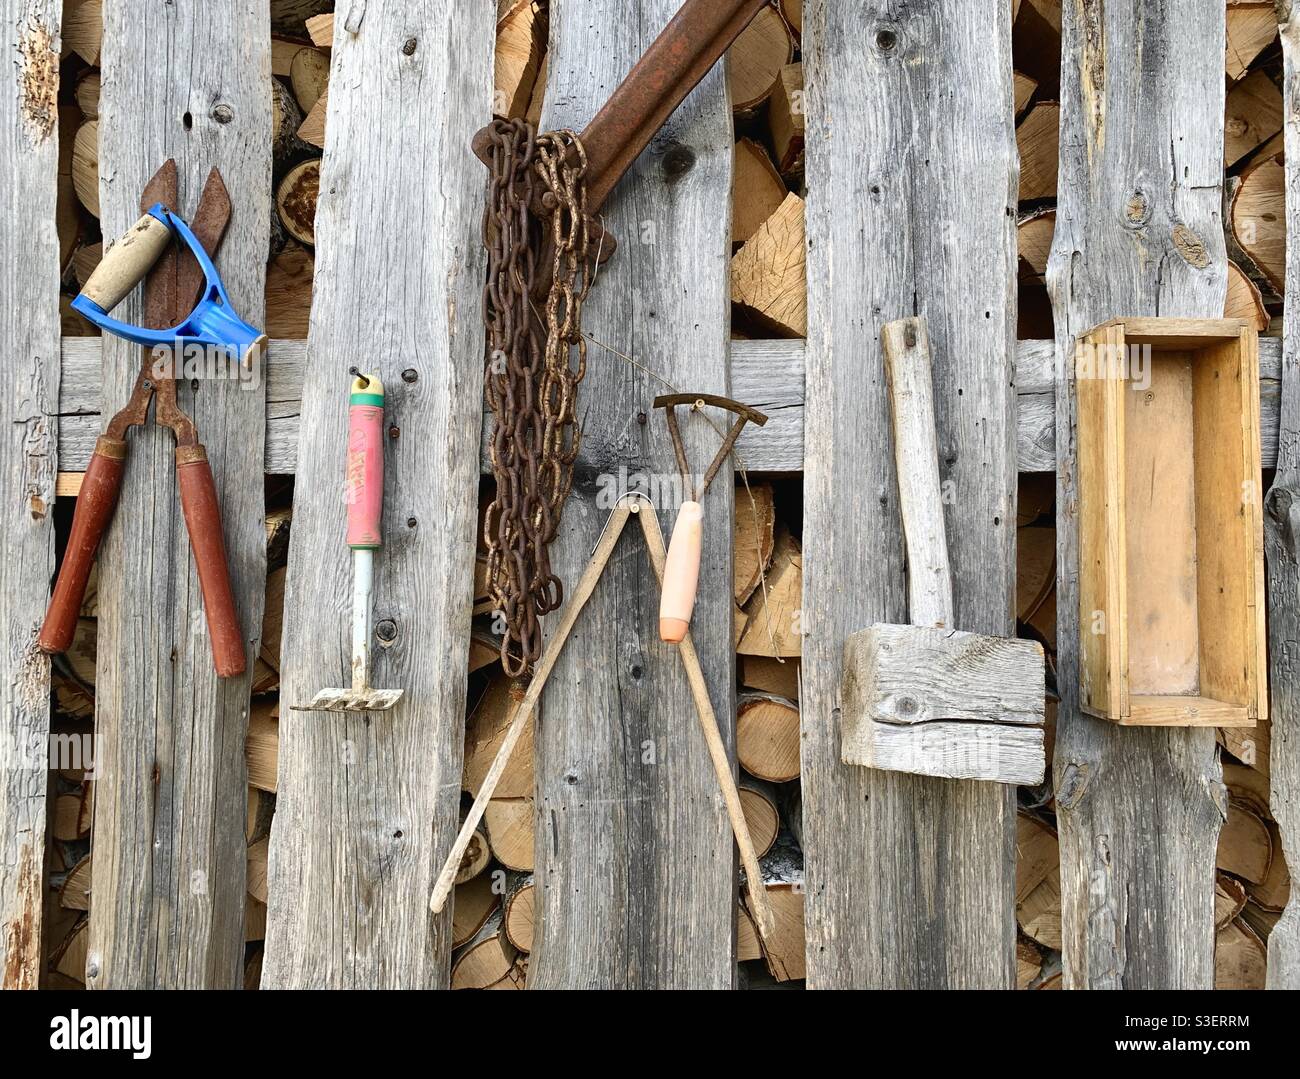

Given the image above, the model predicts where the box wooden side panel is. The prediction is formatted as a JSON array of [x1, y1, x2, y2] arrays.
[[1191, 330, 1267, 719], [1076, 326, 1128, 720]]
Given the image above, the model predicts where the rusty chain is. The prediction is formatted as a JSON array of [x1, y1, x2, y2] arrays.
[[481, 118, 592, 678]]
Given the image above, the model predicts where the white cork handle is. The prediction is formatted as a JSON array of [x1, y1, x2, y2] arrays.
[[81, 212, 172, 310]]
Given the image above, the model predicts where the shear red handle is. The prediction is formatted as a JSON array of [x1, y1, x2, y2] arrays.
[[39, 437, 128, 655], [177, 446, 246, 678]]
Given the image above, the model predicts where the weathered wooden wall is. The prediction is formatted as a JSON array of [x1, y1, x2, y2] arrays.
[[0, 0, 61, 989], [1046, 0, 1227, 988], [86, 0, 270, 988], [1266, 3, 1300, 990], [529, 0, 738, 989], [800, 0, 1019, 987], [261, 1, 492, 989]]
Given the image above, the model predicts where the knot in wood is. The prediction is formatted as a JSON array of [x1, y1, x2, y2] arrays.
[[1171, 223, 1209, 269], [375, 618, 397, 643], [874, 26, 899, 54], [210, 103, 234, 124], [661, 142, 696, 183], [1124, 190, 1150, 227]]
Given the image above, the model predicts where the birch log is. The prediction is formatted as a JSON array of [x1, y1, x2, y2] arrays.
[[261, 3, 491, 988], [1046, 0, 1227, 988], [530, 0, 737, 989], [1265, 3, 1300, 990], [87, 0, 270, 989], [0, 0, 61, 989], [800, 0, 1018, 987]]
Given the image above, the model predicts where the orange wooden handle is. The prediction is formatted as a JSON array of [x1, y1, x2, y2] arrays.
[[40, 439, 127, 655], [177, 447, 246, 677]]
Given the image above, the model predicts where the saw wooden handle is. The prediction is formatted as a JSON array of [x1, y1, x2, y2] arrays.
[[177, 446, 246, 677], [80, 211, 172, 311], [40, 437, 127, 655], [659, 500, 703, 642]]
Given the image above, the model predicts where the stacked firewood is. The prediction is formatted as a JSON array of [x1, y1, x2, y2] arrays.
[[1014, 0, 1279, 338]]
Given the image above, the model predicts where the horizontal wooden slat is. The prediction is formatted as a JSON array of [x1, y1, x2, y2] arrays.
[[54, 336, 1285, 482]]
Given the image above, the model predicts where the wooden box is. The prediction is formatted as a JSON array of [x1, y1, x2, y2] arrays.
[[1076, 318, 1266, 727]]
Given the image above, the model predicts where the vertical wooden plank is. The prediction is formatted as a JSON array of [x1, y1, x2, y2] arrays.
[[261, 3, 492, 988], [0, 0, 61, 989], [800, 0, 1019, 987], [529, 0, 736, 988], [1046, 1, 1226, 987], [1266, 4, 1300, 989], [88, 0, 270, 987]]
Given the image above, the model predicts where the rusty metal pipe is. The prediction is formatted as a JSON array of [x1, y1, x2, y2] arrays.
[[580, 0, 772, 210]]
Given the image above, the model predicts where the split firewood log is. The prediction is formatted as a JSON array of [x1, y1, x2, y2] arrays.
[[72, 120, 99, 218], [272, 36, 305, 77], [276, 158, 321, 248], [740, 655, 799, 701], [264, 241, 314, 338], [1217, 798, 1273, 884], [1217, 873, 1249, 929], [456, 810, 493, 885], [1226, 2, 1278, 81], [298, 87, 328, 148], [52, 918, 89, 985], [1226, 69, 1283, 168], [451, 906, 526, 989], [734, 481, 775, 605], [247, 787, 275, 845], [1247, 821, 1290, 912], [1017, 524, 1055, 623], [468, 630, 501, 674], [75, 71, 100, 119], [72, 243, 102, 291], [1223, 758, 1271, 818], [736, 527, 802, 656], [727, 2, 794, 112], [53, 786, 91, 841], [60, 855, 92, 912], [63, 0, 102, 65], [271, 78, 311, 171], [1017, 208, 1055, 277], [1231, 151, 1285, 295], [483, 798, 534, 872], [246, 699, 279, 794], [271, 0, 330, 36], [736, 692, 800, 783], [731, 192, 806, 337], [247, 836, 269, 904], [289, 46, 330, 115], [463, 675, 533, 799], [1013, 71, 1037, 116], [451, 872, 502, 949], [738, 776, 781, 858], [306, 12, 333, 46], [1016, 102, 1059, 201], [748, 834, 805, 982], [737, 904, 763, 961], [1015, 812, 1061, 950], [768, 63, 805, 177], [495, 0, 543, 118], [245, 898, 267, 943], [1215, 917, 1267, 989], [733, 139, 787, 247], [1220, 718, 1270, 777], [1242, 899, 1280, 940], [1011, 0, 1061, 101], [260, 565, 286, 674], [1016, 936, 1043, 989], [1227, 260, 1270, 330], [502, 873, 535, 953], [526, 52, 549, 128]]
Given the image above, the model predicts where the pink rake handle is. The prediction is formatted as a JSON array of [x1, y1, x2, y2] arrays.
[[346, 372, 385, 549]]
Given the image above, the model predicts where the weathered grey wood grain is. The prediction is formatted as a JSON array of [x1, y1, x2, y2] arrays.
[[0, 0, 61, 989], [1266, 3, 1300, 991], [1046, 0, 1227, 988], [261, 2, 492, 989], [52, 336, 1289, 476], [529, 0, 737, 989], [800, 0, 1019, 987], [84, 0, 270, 990]]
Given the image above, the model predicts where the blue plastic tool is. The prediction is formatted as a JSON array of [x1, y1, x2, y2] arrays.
[[72, 202, 265, 364]]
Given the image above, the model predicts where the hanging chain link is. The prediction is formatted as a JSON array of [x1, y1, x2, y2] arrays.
[[481, 117, 592, 678]]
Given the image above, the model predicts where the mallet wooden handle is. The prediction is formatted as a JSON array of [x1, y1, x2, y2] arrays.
[[39, 437, 127, 654], [177, 445, 246, 677], [80, 211, 172, 311], [881, 317, 955, 629]]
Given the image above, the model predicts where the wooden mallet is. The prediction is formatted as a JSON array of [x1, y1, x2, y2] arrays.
[[839, 317, 1046, 785]]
